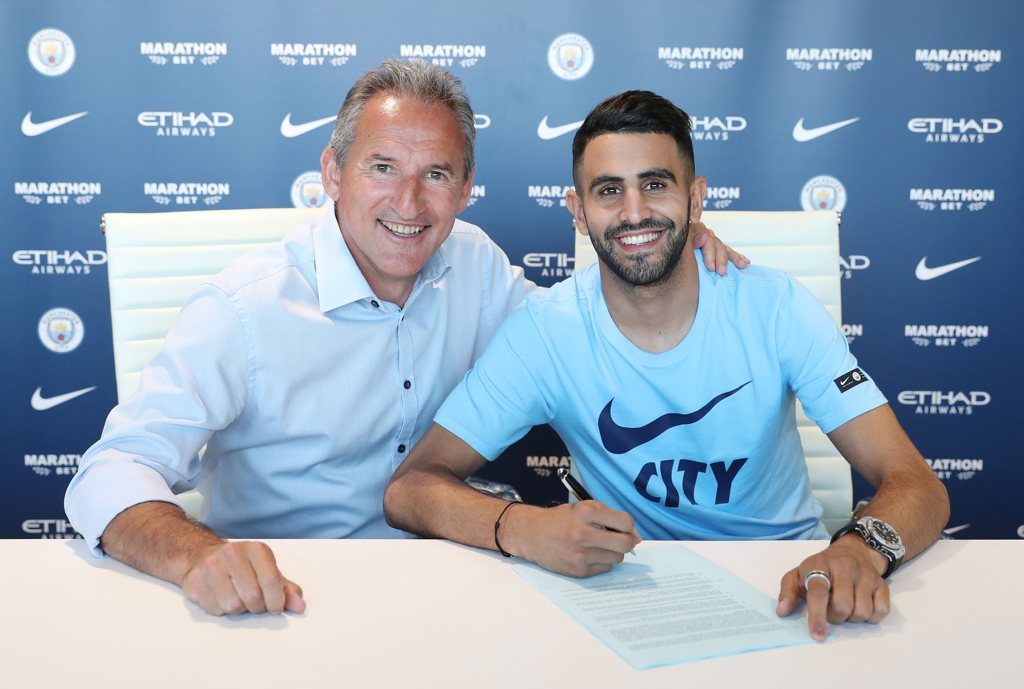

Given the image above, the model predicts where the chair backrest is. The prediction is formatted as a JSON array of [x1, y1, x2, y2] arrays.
[[574, 210, 852, 534], [103, 207, 324, 401]]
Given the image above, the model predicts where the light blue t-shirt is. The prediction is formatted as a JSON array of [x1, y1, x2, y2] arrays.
[[436, 256, 887, 541]]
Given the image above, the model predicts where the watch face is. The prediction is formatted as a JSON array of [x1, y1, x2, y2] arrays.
[[866, 518, 902, 548]]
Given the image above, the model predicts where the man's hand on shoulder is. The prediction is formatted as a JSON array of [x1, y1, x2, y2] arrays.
[[776, 535, 890, 642], [180, 540, 306, 616], [501, 500, 642, 578], [690, 220, 750, 276]]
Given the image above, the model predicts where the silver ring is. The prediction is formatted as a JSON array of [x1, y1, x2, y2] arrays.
[[804, 570, 832, 591]]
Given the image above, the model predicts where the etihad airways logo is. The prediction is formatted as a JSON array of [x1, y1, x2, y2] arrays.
[[897, 390, 990, 416], [523, 252, 574, 279], [21, 111, 87, 137], [527, 184, 572, 208], [271, 42, 356, 66], [786, 48, 872, 71], [12, 249, 106, 276], [908, 117, 1002, 143], [400, 43, 486, 68], [144, 182, 229, 206], [905, 324, 988, 348], [703, 186, 741, 209], [140, 41, 226, 65], [138, 111, 233, 137], [22, 519, 81, 539], [691, 116, 746, 142], [658, 46, 743, 71], [839, 255, 870, 280], [916, 49, 1000, 73], [15, 181, 100, 206], [927, 458, 984, 481], [910, 188, 994, 212], [24, 453, 82, 478]]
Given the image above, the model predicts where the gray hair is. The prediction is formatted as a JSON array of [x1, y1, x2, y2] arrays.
[[328, 59, 476, 180]]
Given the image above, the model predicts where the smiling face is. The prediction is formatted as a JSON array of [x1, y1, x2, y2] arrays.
[[320, 93, 473, 305], [566, 131, 705, 288]]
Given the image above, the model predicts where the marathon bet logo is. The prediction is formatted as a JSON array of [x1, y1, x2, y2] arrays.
[[138, 111, 233, 137], [916, 49, 1000, 73], [21, 518, 81, 539], [691, 116, 746, 142], [658, 46, 743, 71], [842, 323, 863, 344], [528, 184, 572, 209], [144, 182, 230, 206], [925, 457, 984, 481], [839, 255, 870, 280], [703, 186, 741, 209], [905, 324, 988, 348], [465, 185, 485, 208], [897, 390, 990, 416], [140, 41, 227, 65], [14, 181, 100, 206], [24, 453, 81, 478], [786, 48, 872, 71], [270, 42, 357, 67], [400, 43, 486, 68], [12, 249, 107, 276], [28, 28, 75, 76], [907, 117, 1002, 144], [526, 454, 571, 478], [910, 187, 994, 212], [523, 252, 575, 279]]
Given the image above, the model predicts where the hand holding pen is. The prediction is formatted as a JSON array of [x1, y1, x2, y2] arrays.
[[558, 467, 638, 556]]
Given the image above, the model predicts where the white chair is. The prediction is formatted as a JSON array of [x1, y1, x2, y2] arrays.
[[103, 207, 324, 515], [574, 210, 852, 534]]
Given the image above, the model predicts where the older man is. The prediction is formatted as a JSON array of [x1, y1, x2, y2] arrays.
[[65, 62, 740, 616], [384, 90, 949, 641]]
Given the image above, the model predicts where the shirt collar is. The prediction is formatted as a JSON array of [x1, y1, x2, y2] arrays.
[[312, 207, 453, 314]]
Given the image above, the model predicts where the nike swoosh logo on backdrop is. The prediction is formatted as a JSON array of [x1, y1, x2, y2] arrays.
[[943, 524, 970, 536], [792, 116, 860, 142], [31, 386, 97, 411], [21, 111, 89, 137], [280, 113, 337, 138], [598, 381, 751, 455], [537, 116, 584, 140], [915, 256, 981, 281]]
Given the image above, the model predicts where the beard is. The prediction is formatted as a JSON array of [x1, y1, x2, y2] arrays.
[[587, 208, 690, 287]]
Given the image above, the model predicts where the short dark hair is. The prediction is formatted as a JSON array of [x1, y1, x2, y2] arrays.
[[571, 90, 695, 188]]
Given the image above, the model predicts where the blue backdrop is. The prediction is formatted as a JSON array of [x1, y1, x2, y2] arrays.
[[3, 1, 1021, 540]]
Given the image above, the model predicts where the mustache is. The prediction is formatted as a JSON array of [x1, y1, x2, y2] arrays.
[[605, 217, 676, 239]]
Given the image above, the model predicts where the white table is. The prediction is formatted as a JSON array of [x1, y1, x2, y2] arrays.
[[3, 539, 1020, 688]]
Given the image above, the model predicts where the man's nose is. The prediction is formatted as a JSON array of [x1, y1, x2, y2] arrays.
[[394, 175, 427, 219], [620, 187, 651, 226]]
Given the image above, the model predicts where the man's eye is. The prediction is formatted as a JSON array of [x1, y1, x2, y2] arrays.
[[599, 187, 620, 196], [426, 170, 445, 181], [373, 164, 392, 174], [645, 181, 665, 191]]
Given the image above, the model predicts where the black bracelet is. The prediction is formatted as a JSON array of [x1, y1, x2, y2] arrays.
[[494, 501, 520, 558]]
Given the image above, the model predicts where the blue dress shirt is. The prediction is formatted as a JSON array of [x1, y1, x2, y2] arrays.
[[65, 209, 535, 554]]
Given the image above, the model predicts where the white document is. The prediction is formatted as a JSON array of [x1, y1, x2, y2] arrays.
[[514, 544, 814, 669]]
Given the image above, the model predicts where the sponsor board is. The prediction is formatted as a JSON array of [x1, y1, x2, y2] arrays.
[[910, 187, 994, 212], [907, 117, 1002, 144], [24, 453, 81, 478], [14, 181, 100, 206], [703, 186, 741, 209], [842, 323, 863, 344], [801, 175, 847, 212], [37, 308, 84, 353], [839, 255, 870, 280], [400, 43, 485, 68], [21, 519, 81, 539], [548, 33, 593, 80], [523, 252, 575, 279], [12, 249, 107, 276], [786, 47, 872, 71], [525, 454, 571, 478], [658, 46, 743, 71], [905, 324, 988, 348], [291, 171, 326, 209], [527, 184, 572, 209], [138, 111, 233, 137], [28, 28, 75, 76], [271, 42, 356, 67], [144, 182, 230, 206], [916, 48, 1000, 73], [691, 115, 746, 142], [140, 41, 227, 66], [897, 390, 990, 415], [925, 457, 983, 481]]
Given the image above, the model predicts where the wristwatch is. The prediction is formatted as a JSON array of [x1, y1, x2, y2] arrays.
[[830, 516, 906, 579]]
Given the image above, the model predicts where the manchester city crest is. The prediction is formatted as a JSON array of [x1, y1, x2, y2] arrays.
[[801, 175, 847, 212], [291, 171, 326, 209], [548, 33, 593, 81], [28, 28, 76, 77], [38, 307, 84, 353]]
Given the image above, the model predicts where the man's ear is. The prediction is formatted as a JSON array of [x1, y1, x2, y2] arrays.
[[689, 175, 707, 222], [320, 146, 342, 201], [565, 189, 589, 237]]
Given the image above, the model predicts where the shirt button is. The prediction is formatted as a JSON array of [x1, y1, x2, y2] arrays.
[[403, 380, 411, 389], [397, 444, 406, 453], [370, 300, 380, 308]]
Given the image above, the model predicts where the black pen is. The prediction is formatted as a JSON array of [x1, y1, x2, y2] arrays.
[[557, 467, 637, 556]]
